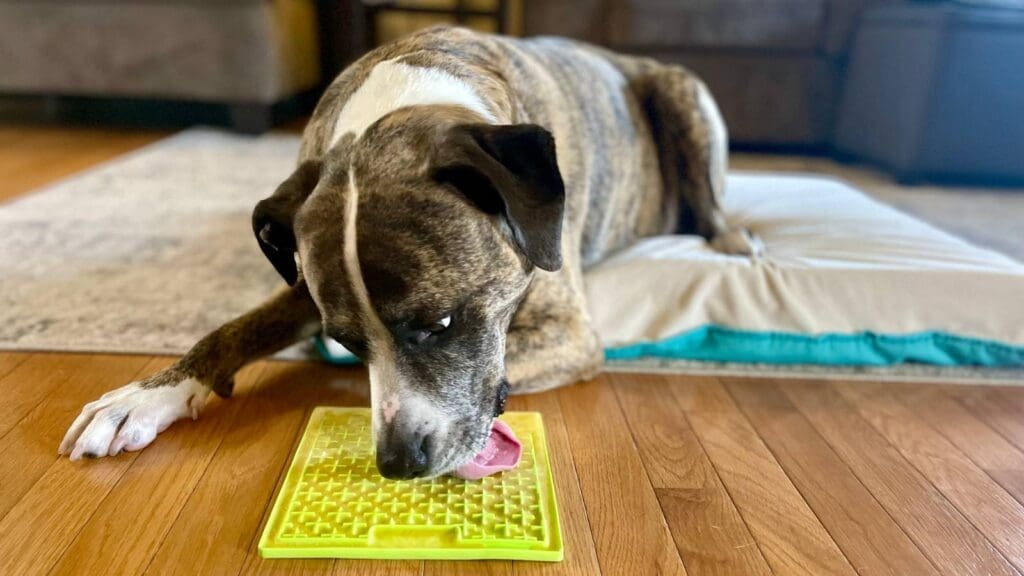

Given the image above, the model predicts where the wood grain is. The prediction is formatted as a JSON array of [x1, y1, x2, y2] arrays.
[[507, 390, 602, 576], [904, 385, 1024, 507], [0, 352, 30, 382], [0, 353, 143, 440], [143, 362, 372, 576], [47, 363, 268, 576], [0, 354, 154, 519], [951, 386, 1024, 452], [558, 377, 687, 576], [836, 380, 1024, 573], [425, 561, 511, 575], [613, 374, 771, 576], [1, 354, 1024, 575], [0, 357, 169, 576], [785, 380, 1018, 576], [670, 377, 856, 576], [236, 404, 343, 576], [725, 379, 938, 576], [0, 126, 167, 203]]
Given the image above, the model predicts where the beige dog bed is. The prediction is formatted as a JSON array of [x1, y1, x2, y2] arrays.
[[586, 173, 1024, 367]]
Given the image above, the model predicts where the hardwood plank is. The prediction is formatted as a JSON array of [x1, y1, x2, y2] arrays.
[[0, 352, 30, 381], [670, 377, 855, 576], [836, 381, 1024, 573], [242, 559, 340, 576], [0, 352, 135, 440], [903, 385, 1024, 506], [951, 386, 1024, 452], [508, 390, 602, 576], [784, 380, 1017, 576], [612, 374, 771, 576], [0, 126, 167, 203], [0, 356, 168, 576], [47, 362, 268, 576], [725, 379, 938, 576], [238, 403, 341, 576], [425, 551, 509, 574], [144, 362, 394, 576], [558, 376, 687, 576], [0, 354, 154, 520]]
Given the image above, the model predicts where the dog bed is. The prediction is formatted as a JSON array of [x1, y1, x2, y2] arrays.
[[591, 173, 1024, 367], [320, 173, 1024, 368]]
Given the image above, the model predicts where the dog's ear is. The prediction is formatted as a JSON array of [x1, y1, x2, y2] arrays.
[[433, 123, 566, 271], [252, 160, 321, 285]]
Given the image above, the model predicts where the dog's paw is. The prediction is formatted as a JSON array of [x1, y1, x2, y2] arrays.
[[710, 228, 764, 257], [58, 372, 210, 461]]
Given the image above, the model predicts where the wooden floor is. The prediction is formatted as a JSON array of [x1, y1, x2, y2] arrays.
[[2, 353, 1024, 576], [2, 126, 1024, 575], [0, 125, 168, 203]]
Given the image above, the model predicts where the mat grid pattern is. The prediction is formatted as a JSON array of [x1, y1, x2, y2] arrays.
[[259, 408, 561, 560]]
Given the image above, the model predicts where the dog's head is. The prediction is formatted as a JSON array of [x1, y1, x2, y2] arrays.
[[252, 106, 565, 478]]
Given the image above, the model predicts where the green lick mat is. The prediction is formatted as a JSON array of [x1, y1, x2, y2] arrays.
[[258, 408, 563, 561]]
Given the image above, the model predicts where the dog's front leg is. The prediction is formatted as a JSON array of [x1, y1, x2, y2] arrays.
[[59, 281, 320, 460]]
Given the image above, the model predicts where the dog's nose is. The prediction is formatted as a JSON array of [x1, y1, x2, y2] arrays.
[[376, 430, 430, 479]]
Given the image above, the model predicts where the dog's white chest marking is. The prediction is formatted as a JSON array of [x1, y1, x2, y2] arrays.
[[330, 60, 497, 146]]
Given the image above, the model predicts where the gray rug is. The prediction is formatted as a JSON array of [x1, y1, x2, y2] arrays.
[[2, 128, 1020, 383], [0, 129, 293, 356]]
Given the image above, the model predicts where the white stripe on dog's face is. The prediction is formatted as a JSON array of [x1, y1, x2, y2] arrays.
[[341, 170, 443, 444], [330, 60, 497, 146]]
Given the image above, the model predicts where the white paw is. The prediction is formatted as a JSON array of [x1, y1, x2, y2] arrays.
[[711, 228, 764, 257], [59, 376, 210, 461]]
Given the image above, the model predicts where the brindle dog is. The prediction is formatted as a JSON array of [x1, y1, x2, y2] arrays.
[[60, 27, 758, 478]]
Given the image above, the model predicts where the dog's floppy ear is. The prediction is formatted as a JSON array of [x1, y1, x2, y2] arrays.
[[433, 123, 566, 271], [252, 160, 321, 285]]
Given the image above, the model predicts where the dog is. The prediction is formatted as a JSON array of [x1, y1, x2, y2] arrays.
[[59, 26, 758, 478]]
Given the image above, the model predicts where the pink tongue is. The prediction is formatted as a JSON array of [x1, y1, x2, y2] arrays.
[[453, 419, 522, 480]]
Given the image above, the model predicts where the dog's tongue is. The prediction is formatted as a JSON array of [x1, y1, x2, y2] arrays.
[[454, 419, 522, 480]]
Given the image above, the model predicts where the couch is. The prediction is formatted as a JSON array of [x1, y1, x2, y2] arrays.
[[0, 0, 326, 132], [522, 0, 887, 148]]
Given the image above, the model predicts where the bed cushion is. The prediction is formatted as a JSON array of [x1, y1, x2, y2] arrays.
[[590, 173, 1024, 366], [319, 172, 1024, 368]]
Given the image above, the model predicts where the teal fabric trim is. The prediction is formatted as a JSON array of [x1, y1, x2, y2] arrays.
[[316, 327, 1024, 367], [605, 325, 1024, 367], [313, 335, 361, 366]]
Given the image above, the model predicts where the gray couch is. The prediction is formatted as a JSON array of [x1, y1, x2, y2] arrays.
[[0, 0, 324, 131], [835, 2, 1024, 183], [523, 0, 888, 147]]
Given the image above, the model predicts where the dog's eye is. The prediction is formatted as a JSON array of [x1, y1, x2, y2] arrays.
[[410, 315, 451, 344]]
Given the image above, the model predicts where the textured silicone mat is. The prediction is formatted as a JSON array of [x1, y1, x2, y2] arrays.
[[259, 408, 562, 560]]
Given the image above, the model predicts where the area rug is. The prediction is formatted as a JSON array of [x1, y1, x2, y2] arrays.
[[0, 129, 294, 357], [1, 128, 1020, 384]]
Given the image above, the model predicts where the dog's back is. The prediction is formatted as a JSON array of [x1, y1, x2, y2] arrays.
[[302, 27, 672, 267], [485, 34, 671, 266]]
